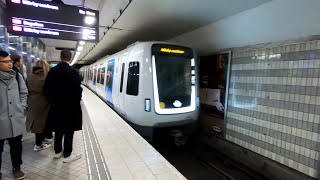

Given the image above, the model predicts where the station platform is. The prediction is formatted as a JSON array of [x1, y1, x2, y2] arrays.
[[1, 86, 185, 180]]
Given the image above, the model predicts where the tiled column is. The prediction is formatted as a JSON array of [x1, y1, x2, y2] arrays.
[[226, 40, 320, 178]]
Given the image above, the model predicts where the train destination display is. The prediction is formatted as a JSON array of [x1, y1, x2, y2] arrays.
[[6, 0, 99, 41]]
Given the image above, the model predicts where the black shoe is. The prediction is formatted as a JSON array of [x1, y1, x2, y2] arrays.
[[12, 167, 25, 180]]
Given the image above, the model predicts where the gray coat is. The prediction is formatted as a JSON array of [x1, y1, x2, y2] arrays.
[[0, 70, 28, 140]]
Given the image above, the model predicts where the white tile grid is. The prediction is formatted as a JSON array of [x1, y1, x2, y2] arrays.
[[226, 131, 318, 178], [229, 88, 320, 107], [232, 40, 320, 59], [228, 99, 320, 126], [231, 76, 319, 87], [232, 59, 320, 71], [81, 87, 186, 180], [226, 117, 319, 161], [1, 131, 87, 180]]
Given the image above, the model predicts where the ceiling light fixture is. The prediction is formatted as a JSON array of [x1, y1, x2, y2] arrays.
[[8, 46, 15, 50], [77, 46, 83, 51], [84, 16, 95, 25]]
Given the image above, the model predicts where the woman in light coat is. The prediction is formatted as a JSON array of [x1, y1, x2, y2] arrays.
[[26, 60, 52, 151]]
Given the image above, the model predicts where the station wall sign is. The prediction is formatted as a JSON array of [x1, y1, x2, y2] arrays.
[[6, 0, 99, 42]]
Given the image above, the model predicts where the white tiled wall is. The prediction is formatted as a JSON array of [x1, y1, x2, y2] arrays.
[[226, 40, 320, 178]]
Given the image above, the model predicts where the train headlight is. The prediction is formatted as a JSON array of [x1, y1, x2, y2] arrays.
[[145, 99, 151, 112]]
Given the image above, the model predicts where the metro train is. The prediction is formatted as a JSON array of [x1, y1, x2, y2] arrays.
[[79, 41, 200, 142]]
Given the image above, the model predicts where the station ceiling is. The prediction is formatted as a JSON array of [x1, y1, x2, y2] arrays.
[[40, 0, 271, 65]]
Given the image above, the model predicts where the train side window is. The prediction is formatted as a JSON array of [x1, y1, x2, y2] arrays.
[[120, 63, 125, 92], [93, 68, 97, 82], [100, 67, 105, 85], [126, 62, 139, 96], [97, 68, 101, 84]]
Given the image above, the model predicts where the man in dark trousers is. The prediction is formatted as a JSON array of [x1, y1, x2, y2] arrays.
[[44, 49, 83, 163], [0, 50, 28, 180]]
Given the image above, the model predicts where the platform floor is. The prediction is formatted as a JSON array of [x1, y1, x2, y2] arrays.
[[1, 131, 87, 180], [1, 86, 185, 180]]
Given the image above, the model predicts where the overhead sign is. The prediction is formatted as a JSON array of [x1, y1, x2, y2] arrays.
[[6, 0, 99, 42]]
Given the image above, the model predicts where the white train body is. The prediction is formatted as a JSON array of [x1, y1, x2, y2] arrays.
[[80, 42, 200, 138]]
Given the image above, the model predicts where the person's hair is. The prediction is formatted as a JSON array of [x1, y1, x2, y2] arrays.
[[34, 60, 50, 77], [60, 49, 72, 62], [0, 50, 9, 59], [10, 54, 21, 65]]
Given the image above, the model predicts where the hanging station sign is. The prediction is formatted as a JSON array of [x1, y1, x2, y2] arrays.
[[6, 0, 99, 42]]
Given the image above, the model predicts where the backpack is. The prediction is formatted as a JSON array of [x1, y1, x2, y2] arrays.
[[15, 71, 20, 92]]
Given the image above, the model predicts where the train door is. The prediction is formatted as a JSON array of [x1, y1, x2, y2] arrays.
[[105, 59, 115, 106], [85, 68, 89, 85], [118, 53, 128, 117], [112, 57, 121, 109], [96, 64, 106, 97], [92, 66, 98, 92]]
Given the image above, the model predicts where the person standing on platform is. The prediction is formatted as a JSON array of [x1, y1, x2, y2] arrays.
[[44, 49, 83, 163], [0, 50, 28, 180], [26, 60, 53, 152], [10, 55, 24, 80]]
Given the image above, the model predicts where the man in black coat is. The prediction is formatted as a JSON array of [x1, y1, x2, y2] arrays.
[[44, 49, 82, 163]]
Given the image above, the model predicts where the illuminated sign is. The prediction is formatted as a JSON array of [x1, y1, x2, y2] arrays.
[[160, 48, 184, 54], [152, 44, 193, 58], [6, 0, 99, 42]]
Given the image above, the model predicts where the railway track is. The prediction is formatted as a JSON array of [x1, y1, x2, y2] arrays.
[[152, 131, 268, 180]]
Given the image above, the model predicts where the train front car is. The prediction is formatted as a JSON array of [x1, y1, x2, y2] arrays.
[[133, 43, 200, 143]]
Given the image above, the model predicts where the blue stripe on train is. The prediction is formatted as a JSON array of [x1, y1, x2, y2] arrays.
[[105, 59, 115, 105]]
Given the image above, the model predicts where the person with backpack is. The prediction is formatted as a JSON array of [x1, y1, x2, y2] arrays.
[[0, 50, 28, 180]]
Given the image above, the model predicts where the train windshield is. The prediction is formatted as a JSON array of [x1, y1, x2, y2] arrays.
[[152, 44, 196, 114]]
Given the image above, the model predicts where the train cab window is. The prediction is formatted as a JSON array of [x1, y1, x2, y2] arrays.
[[126, 62, 139, 96], [120, 63, 125, 92], [100, 67, 106, 85]]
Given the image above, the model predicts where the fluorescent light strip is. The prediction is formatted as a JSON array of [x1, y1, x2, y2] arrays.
[[13, 17, 95, 30], [8, 46, 15, 50], [77, 46, 83, 51], [71, 59, 77, 65], [79, 41, 85, 45]]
